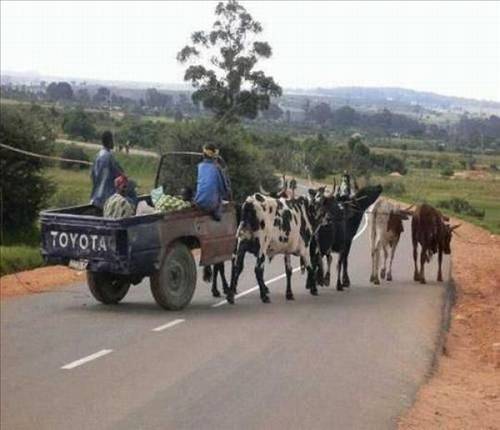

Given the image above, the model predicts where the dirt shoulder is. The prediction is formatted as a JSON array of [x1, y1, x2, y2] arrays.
[[0, 266, 85, 300], [399, 220, 500, 429]]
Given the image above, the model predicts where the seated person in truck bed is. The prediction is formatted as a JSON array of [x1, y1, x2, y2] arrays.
[[194, 144, 231, 221], [90, 131, 125, 213], [103, 175, 136, 218]]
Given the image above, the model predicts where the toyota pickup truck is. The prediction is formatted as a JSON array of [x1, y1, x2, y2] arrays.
[[40, 152, 237, 310]]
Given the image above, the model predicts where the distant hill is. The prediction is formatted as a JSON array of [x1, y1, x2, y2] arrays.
[[2, 69, 499, 115], [288, 86, 500, 112]]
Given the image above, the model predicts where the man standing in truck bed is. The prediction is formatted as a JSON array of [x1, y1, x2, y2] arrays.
[[90, 131, 125, 214], [194, 143, 231, 221]]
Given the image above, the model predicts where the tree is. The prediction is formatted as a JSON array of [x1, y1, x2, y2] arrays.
[[0, 106, 55, 231], [62, 108, 97, 141], [93, 87, 111, 104], [145, 88, 173, 110], [261, 103, 283, 121], [309, 102, 332, 125], [177, 0, 282, 123], [333, 105, 358, 127], [46, 81, 74, 101], [158, 120, 279, 202], [76, 88, 90, 104]]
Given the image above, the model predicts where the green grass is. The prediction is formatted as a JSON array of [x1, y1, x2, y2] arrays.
[[376, 168, 500, 234], [0, 245, 44, 277], [1, 226, 43, 276]]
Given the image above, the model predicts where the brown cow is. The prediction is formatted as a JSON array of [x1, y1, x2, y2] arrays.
[[411, 204, 460, 284]]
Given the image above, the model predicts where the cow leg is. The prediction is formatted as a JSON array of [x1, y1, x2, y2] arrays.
[[255, 254, 270, 303], [203, 265, 212, 283], [387, 243, 397, 282], [284, 255, 294, 300], [300, 257, 306, 274], [342, 242, 352, 287], [315, 255, 324, 286], [211, 264, 221, 298], [437, 248, 443, 282], [370, 243, 377, 283], [325, 253, 333, 287], [413, 240, 420, 282], [419, 248, 427, 284], [229, 242, 247, 304], [336, 254, 344, 291], [219, 262, 230, 295], [302, 250, 318, 296], [380, 245, 388, 280]]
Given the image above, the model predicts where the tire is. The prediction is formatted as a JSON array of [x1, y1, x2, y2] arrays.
[[87, 271, 130, 304], [150, 242, 197, 310]]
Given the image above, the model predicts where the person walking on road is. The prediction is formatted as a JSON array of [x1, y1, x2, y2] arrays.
[[90, 131, 125, 213], [194, 144, 231, 221]]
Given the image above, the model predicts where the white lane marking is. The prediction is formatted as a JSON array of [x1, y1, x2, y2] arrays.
[[151, 319, 185, 332], [212, 212, 369, 308], [61, 349, 113, 370]]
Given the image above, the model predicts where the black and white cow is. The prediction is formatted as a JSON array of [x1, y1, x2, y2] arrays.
[[229, 193, 319, 303]]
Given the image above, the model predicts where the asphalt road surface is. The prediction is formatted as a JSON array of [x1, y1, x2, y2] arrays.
[[1, 217, 449, 430]]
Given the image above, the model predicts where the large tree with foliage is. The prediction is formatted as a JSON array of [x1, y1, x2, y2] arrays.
[[177, 0, 282, 123]]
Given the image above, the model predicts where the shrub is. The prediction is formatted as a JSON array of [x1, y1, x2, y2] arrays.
[[382, 181, 406, 196], [437, 198, 485, 219], [419, 159, 433, 169], [60, 145, 90, 170], [440, 166, 454, 177], [62, 108, 96, 141], [0, 105, 55, 231], [370, 153, 407, 174]]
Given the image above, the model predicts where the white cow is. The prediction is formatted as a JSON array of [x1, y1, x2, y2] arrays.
[[368, 199, 412, 284]]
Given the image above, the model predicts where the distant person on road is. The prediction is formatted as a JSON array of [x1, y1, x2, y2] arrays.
[[90, 131, 125, 212], [194, 144, 231, 221]]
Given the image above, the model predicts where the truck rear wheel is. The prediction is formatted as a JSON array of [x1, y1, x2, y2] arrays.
[[150, 242, 196, 310], [87, 271, 130, 304]]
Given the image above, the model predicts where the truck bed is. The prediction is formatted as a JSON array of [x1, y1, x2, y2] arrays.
[[40, 197, 237, 276]]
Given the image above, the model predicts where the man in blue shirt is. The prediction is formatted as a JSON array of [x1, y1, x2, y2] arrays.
[[194, 144, 231, 221], [90, 131, 124, 211]]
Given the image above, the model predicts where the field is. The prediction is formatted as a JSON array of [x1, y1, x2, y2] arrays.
[[375, 169, 500, 233]]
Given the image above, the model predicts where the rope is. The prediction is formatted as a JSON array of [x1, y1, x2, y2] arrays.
[[0, 142, 92, 166]]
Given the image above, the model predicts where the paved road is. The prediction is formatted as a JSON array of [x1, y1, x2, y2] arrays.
[[1, 218, 449, 430]]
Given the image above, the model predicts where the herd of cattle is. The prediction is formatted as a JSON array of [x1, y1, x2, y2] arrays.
[[204, 174, 460, 304]]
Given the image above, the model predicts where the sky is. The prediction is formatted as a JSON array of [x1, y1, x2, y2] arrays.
[[1, 1, 499, 101]]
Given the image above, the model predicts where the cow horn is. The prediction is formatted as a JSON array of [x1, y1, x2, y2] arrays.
[[442, 215, 450, 222], [259, 184, 270, 196], [451, 223, 461, 231], [399, 204, 414, 216]]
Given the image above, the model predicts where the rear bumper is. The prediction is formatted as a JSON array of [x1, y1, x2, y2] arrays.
[[42, 248, 159, 276]]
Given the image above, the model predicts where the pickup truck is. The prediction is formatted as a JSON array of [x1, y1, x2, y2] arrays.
[[40, 152, 237, 310]]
